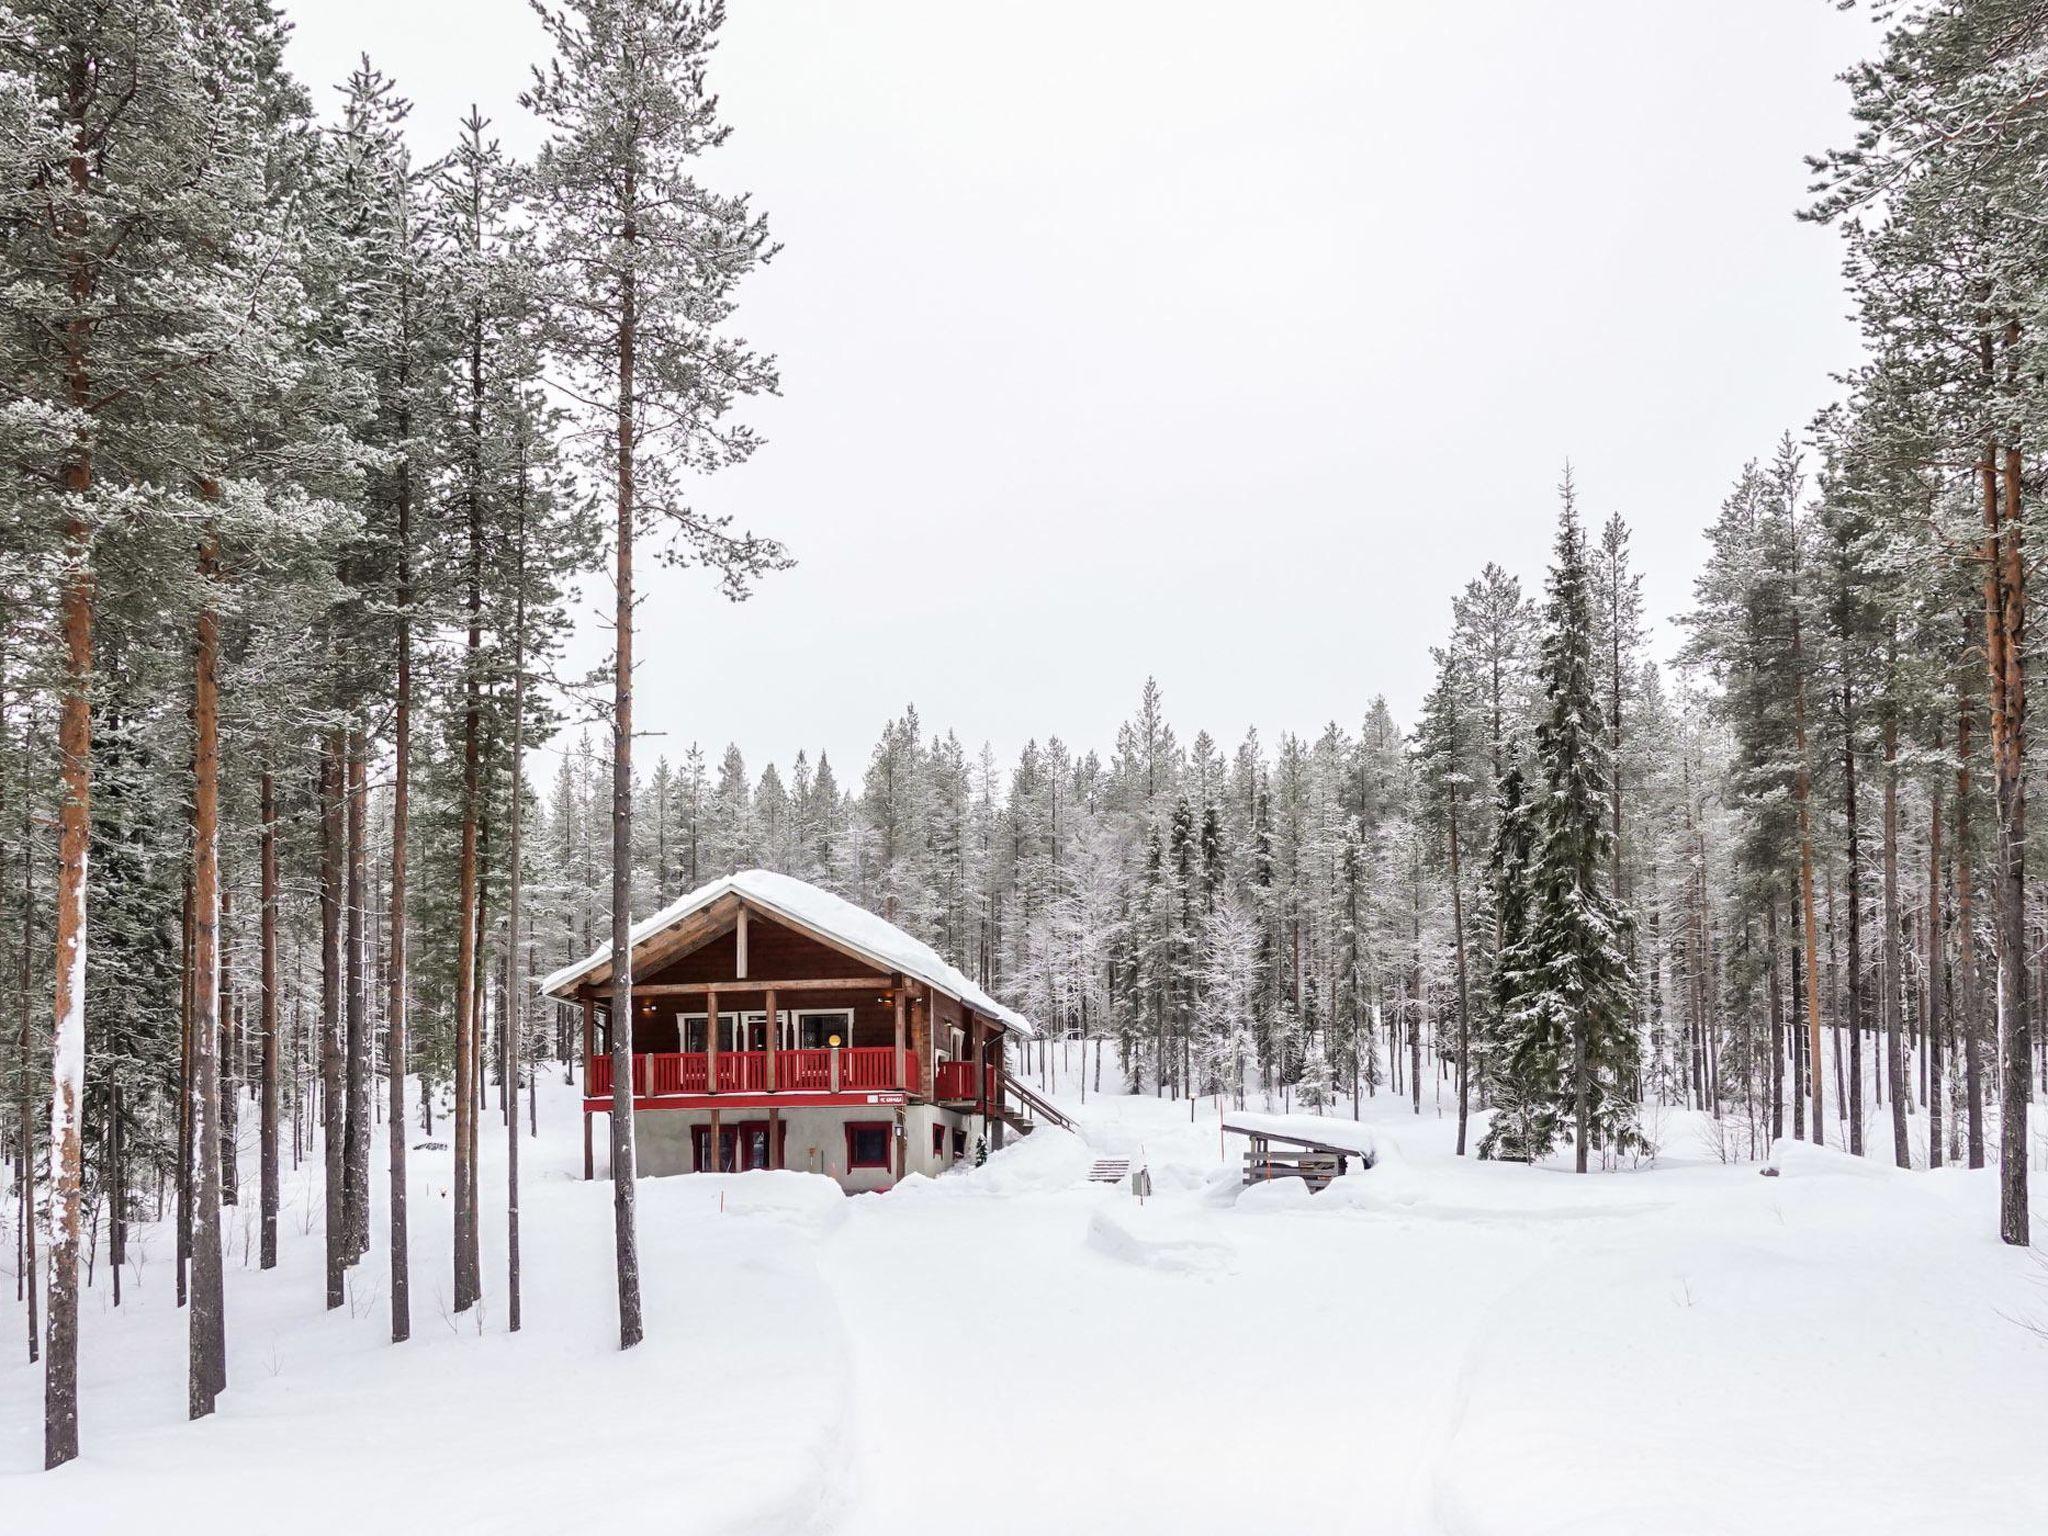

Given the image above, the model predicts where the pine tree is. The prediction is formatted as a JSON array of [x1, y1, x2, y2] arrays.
[[527, 0, 788, 1347]]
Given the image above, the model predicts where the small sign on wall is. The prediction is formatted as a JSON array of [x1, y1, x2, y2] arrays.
[[866, 1092, 906, 1106]]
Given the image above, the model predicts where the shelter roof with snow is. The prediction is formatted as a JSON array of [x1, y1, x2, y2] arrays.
[[540, 868, 1033, 1037]]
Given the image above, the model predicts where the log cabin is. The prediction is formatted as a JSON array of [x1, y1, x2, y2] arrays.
[[540, 869, 1035, 1193]]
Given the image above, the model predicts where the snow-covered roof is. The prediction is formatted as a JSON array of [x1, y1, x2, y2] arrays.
[[538, 869, 1035, 1037]]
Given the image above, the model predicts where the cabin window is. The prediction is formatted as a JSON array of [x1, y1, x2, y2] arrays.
[[931, 1124, 946, 1160], [793, 1008, 853, 1050], [948, 1027, 966, 1061], [953, 1129, 967, 1161], [846, 1121, 891, 1170]]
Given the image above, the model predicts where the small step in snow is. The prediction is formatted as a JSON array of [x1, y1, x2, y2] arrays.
[[1088, 1158, 1132, 1184]]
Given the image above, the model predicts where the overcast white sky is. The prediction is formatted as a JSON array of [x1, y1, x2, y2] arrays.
[[286, 0, 1871, 777]]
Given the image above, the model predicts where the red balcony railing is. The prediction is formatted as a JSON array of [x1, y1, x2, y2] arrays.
[[587, 1047, 918, 1100], [934, 1060, 996, 1102]]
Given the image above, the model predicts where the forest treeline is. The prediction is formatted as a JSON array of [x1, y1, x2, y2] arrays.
[[3, 0, 2046, 1480]]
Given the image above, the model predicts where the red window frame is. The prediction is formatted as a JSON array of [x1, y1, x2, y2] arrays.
[[953, 1128, 967, 1161], [846, 1120, 892, 1171]]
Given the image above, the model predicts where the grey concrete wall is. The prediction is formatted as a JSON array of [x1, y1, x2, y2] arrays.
[[629, 1103, 986, 1192]]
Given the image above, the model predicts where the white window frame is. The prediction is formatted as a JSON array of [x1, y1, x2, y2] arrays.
[[787, 1007, 854, 1050]]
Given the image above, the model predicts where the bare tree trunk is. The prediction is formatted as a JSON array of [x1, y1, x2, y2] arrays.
[[1844, 690, 1865, 1156], [18, 715, 40, 1365], [610, 200, 645, 1350], [177, 878, 191, 1305], [1883, 680, 1909, 1168], [1958, 670, 1985, 1168], [320, 733, 345, 1309], [1449, 800, 1472, 1157], [1789, 602, 1826, 1145], [1928, 756, 1945, 1171], [219, 882, 236, 1204], [388, 514, 413, 1341], [189, 515, 226, 1421], [1767, 896, 1785, 1142], [1987, 418, 2031, 1246], [344, 728, 369, 1258], [42, 75, 96, 1466], [259, 768, 280, 1268], [453, 476, 483, 1314], [506, 469, 530, 1333]]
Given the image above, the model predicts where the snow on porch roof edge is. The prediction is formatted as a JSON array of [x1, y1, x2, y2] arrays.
[[536, 868, 1036, 1038]]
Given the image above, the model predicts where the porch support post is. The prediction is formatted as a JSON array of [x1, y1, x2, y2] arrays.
[[764, 986, 778, 1093], [973, 1014, 987, 1119], [768, 1107, 781, 1171], [706, 983, 720, 1095], [893, 984, 907, 1092], [991, 1035, 1008, 1151], [581, 994, 596, 1180], [709, 1107, 721, 1173], [735, 902, 749, 979]]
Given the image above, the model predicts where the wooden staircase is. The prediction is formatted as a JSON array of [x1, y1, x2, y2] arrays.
[[999, 1074, 1076, 1138]]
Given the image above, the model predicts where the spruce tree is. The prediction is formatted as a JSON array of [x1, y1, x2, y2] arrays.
[[1513, 478, 1640, 1168]]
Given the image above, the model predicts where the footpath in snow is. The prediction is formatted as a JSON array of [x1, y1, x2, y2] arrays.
[[5, 1070, 2048, 1535]]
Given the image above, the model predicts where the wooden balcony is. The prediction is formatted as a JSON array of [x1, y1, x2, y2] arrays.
[[586, 1047, 920, 1107], [933, 1060, 997, 1104]]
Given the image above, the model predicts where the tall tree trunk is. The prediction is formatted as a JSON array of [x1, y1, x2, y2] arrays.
[[219, 882, 236, 1203], [610, 200, 645, 1350], [344, 727, 369, 1258], [1957, 661, 1986, 1170], [453, 464, 483, 1314], [17, 777, 38, 1365], [320, 732, 345, 1309], [1767, 895, 1785, 1142], [43, 80, 96, 1463], [259, 768, 279, 1269], [177, 877, 191, 1305], [1789, 604, 1826, 1144], [1883, 680, 1909, 1168], [388, 511, 413, 1342], [189, 514, 226, 1421], [506, 472, 529, 1333], [1449, 799, 1472, 1156], [1844, 691, 1865, 1156], [1927, 757, 1945, 1171], [1987, 412, 2031, 1246]]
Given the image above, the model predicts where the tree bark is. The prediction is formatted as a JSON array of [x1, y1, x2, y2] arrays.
[[1927, 757, 1945, 1171], [1844, 687, 1865, 1156], [1987, 423, 2031, 1246], [506, 467, 530, 1333], [320, 732, 345, 1309], [611, 177, 645, 1349], [453, 452, 484, 1313], [1789, 601, 1827, 1145], [387, 484, 413, 1340], [189, 513, 227, 1421], [259, 768, 280, 1268], [1449, 798, 1472, 1157], [1957, 655, 1986, 1169], [43, 69, 96, 1464], [344, 727, 369, 1258], [1882, 678, 1909, 1168]]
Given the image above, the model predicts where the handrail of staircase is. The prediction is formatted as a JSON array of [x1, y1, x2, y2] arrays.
[[1004, 1074, 1076, 1134]]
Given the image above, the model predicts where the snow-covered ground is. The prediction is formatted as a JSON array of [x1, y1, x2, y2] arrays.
[[5, 1067, 2047, 1535]]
